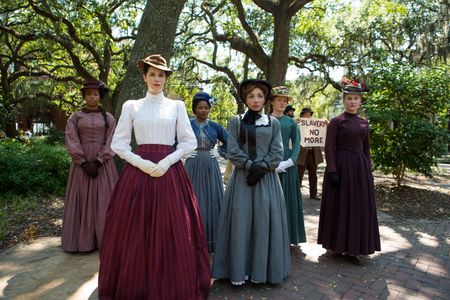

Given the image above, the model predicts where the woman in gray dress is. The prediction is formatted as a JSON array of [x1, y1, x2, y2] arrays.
[[212, 79, 290, 285], [185, 91, 228, 253]]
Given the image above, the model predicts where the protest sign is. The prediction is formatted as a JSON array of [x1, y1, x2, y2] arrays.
[[298, 118, 328, 147]]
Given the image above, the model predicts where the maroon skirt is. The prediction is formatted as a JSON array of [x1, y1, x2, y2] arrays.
[[318, 148, 381, 256], [98, 144, 211, 300]]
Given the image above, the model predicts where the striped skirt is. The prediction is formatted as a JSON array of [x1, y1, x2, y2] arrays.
[[98, 144, 211, 300]]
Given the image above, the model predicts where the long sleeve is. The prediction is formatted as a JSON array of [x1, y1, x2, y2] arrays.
[[216, 122, 228, 158], [324, 117, 339, 172], [111, 100, 145, 164], [263, 117, 284, 170], [96, 113, 117, 163], [65, 113, 86, 165], [226, 116, 252, 169], [363, 122, 371, 166], [165, 101, 197, 164], [289, 120, 301, 162]]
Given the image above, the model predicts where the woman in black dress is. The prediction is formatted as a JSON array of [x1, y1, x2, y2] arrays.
[[318, 78, 381, 265]]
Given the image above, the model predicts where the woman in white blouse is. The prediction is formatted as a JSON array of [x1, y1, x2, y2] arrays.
[[98, 54, 211, 300]]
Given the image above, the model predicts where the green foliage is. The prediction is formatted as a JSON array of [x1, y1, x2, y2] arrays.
[[44, 127, 66, 145], [0, 138, 71, 195], [209, 81, 238, 126], [0, 209, 7, 241], [0, 0, 144, 125], [364, 63, 449, 185], [166, 76, 237, 127], [287, 76, 342, 119]]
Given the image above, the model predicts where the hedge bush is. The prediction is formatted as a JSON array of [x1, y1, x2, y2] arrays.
[[0, 138, 71, 195]]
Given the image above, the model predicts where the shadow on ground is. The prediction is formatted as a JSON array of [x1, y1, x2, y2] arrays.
[[0, 159, 448, 299]]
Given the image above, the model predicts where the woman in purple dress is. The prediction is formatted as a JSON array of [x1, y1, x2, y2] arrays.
[[62, 80, 118, 252], [98, 54, 210, 299], [318, 78, 381, 265]]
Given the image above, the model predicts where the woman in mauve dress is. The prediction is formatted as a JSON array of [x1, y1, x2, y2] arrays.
[[318, 77, 381, 266], [98, 54, 210, 299], [62, 80, 118, 252], [185, 91, 227, 253]]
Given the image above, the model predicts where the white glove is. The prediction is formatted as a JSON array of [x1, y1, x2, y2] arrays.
[[275, 159, 294, 173], [187, 150, 197, 159], [131, 156, 158, 176], [275, 165, 287, 173], [284, 158, 294, 169], [209, 148, 220, 159], [153, 157, 172, 177]]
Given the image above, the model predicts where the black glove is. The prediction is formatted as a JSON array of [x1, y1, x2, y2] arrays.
[[94, 159, 102, 168], [246, 161, 270, 186], [81, 160, 99, 178], [328, 172, 339, 188]]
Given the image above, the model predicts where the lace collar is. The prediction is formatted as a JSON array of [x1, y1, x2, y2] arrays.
[[239, 113, 271, 127]]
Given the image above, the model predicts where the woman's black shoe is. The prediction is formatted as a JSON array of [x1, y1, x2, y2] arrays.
[[344, 254, 363, 266]]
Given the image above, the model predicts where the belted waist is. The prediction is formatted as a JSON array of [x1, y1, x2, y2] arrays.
[[336, 146, 363, 153], [135, 144, 174, 154]]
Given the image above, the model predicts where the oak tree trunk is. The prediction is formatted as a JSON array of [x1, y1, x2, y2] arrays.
[[114, 0, 187, 117]]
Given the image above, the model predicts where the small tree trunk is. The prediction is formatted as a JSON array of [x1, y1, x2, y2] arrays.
[[394, 164, 406, 186]]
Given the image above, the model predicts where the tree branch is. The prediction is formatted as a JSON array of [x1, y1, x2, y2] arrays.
[[290, 54, 337, 68], [29, 0, 103, 67], [14, 92, 80, 108], [190, 56, 240, 90], [309, 82, 329, 99], [323, 70, 342, 91], [202, 3, 269, 71], [252, 0, 276, 13], [229, 0, 266, 57], [0, 25, 38, 41], [288, 0, 313, 16], [8, 70, 83, 85]]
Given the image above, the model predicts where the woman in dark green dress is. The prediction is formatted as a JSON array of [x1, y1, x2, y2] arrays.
[[270, 86, 306, 248]]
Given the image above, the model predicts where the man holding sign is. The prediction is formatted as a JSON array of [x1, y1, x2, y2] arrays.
[[296, 108, 325, 200]]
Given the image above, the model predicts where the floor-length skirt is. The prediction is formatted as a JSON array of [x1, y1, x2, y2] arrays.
[[318, 149, 381, 256], [98, 144, 210, 300], [212, 168, 290, 284], [279, 164, 306, 244], [62, 143, 118, 252], [185, 151, 223, 252]]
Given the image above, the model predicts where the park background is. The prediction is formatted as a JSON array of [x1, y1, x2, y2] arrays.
[[0, 0, 449, 299]]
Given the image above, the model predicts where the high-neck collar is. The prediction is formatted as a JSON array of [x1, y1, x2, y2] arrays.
[[194, 118, 209, 125], [145, 91, 164, 102], [82, 107, 101, 113], [344, 111, 358, 117], [242, 109, 262, 124]]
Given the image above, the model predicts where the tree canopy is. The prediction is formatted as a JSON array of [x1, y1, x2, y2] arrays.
[[1, 1, 448, 180]]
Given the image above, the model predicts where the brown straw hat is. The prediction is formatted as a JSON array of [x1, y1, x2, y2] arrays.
[[272, 86, 293, 102], [137, 54, 173, 76]]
